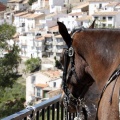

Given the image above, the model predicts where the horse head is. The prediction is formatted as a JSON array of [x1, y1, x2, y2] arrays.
[[58, 21, 95, 113]]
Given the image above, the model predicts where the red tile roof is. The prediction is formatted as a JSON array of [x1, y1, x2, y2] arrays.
[[35, 83, 48, 88], [0, 2, 6, 12]]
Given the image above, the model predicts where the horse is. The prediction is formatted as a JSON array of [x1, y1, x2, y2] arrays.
[[58, 21, 120, 120]]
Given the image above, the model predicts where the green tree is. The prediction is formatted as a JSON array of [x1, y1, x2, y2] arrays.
[[28, 0, 37, 5], [0, 23, 21, 89], [54, 57, 62, 69], [25, 57, 41, 73]]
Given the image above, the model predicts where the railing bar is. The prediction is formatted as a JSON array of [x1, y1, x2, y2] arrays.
[[56, 102, 59, 120], [52, 104, 55, 120], [73, 113, 75, 119], [42, 108, 45, 120], [36, 111, 39, 120], [1, 95, 61, 120], [69, 112, 71, 120], [24, 117, 27, 120], [61, 105, 64, 120], [47, 106, 50, 120]]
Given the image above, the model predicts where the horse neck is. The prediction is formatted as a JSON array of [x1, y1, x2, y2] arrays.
[[86, 47, 119, 91]]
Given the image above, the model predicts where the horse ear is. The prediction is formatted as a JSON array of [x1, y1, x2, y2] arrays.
[[57, 22, 72, 47], [89, 19, 96, 28]]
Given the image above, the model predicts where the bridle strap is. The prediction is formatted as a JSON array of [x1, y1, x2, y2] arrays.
[[95, 64, 120, 120]]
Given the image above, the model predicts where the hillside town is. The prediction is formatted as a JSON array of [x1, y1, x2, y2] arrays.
[[0, 0, 120, 106]]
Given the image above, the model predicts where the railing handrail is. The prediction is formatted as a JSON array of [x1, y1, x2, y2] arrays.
[[2, 94, 62, 120]]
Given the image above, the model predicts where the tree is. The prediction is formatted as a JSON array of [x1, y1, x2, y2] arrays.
[[0, 23, 21, 89], [25, 57, 41, 73], [54, 57, 62, 69], [28, 0, 37, 5]]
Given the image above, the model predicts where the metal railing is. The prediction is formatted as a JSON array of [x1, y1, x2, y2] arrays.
[[1, 94, 76, 120]]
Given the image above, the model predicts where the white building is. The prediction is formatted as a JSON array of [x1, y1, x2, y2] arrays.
[[19, 31, 45, 58], [14, 11, 45, 33], [93, 11, 120, 28], [49, 0, 65, 13], [26, 70, 62, 104], [88, 0, 109, 15], [32, 0, 49, 10], [7, 0, 29, 11]]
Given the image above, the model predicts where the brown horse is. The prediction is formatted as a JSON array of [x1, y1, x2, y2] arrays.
[[58, 21, 120, 120]]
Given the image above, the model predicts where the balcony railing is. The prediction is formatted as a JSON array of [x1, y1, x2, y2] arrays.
[[1, 94, 77, 120]]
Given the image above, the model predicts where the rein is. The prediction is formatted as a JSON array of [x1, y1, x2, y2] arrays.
[[95, 64, 120, 120]]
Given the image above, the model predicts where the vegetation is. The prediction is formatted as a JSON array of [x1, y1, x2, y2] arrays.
[[54, 57, 62, 69], [24, 57, 41, 73], [0, 82, 26, 119], [28, 0, 37, 5], [0, 23, 21, 89]]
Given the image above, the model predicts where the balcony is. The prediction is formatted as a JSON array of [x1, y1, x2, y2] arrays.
[[45, 41, 53, 45], [46, 48, 52, 52], [56, 49, 63, 53], [57, 42, 64, 45], [1, 94, 76, 120]]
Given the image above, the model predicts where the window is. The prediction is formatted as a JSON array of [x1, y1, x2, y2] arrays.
[[99, 4, 102, 9], [31, 46, 34, 49], [102, 24, 106, 28], [108, 24, 112, 28], [94, 17, 98, 20], [31, 75, 36, 84], [103, 17, 106, 21], [108, 17, 112, 20], [53, 82, 56, 87], [37, 88, 40, 97]]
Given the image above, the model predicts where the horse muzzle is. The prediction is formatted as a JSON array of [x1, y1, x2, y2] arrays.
[[60, 93, 80, 113]]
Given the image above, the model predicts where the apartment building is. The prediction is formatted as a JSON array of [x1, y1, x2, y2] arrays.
[[93, 11, 120, 28], [14, 11, 45, 33], [26, 69, 62, 104], [49, 0, 65, 13], [19, 30, 45, 58], [7, 0, 29, 11]]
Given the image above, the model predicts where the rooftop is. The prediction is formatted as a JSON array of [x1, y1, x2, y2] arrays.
[[76, 15, 92, 21], [69, 12, 83, 16], [36, 36, 45, 41], [105, 2, 119, 7], [49, 26, 58, 32], [35, 83, 48, 88], [8, 0, 29, 3], [55, 35, 62, 38], [14, 11, 28, 16], [0, 2, 6, 12], [44, 34, 52, 38], [72, 2, 89, 10], [93, 11, 120, 16], [42, 70, 62, 79]]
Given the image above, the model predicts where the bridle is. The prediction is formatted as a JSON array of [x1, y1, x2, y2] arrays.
[[62, 45, 92, 120], [62, 46, 85, 120]]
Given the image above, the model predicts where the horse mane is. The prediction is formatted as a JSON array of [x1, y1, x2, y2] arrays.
[[70, 26, 85, 38]]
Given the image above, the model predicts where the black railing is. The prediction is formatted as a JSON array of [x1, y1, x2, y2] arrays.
[[1, 94, 76, 120]]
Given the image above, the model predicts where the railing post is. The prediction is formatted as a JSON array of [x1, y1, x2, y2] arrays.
[[42, 109, 45, 120], [52, 104, 55, 120], [61, 105, 64, 120], [56, 102, 59, 120], [36, 111, 39, 120], [47, 106, 50, 120]]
